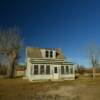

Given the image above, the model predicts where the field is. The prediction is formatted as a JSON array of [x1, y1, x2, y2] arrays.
[[0, 76, 100, 100]]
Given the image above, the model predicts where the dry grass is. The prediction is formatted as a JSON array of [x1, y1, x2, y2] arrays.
[[0, 76, 100, 100]]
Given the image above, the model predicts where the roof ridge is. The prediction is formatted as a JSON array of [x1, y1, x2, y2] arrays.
[[26, 47, 60, 50]]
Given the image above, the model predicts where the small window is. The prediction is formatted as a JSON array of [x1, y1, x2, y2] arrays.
[[46, 65, 50, 74], [45, 51, 49, 57], [34, 65, 38, 75], [66, 66, 69, 74], [50, 51, 53, 58], [54, 67, 57, 73], [40, 65, 45, 75], [61, 66, 64, 74]]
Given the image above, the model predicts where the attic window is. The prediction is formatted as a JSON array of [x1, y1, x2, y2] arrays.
[[45, 51, 49, 57], [50, 51, 53, 58], [45, 50, 53, 58]]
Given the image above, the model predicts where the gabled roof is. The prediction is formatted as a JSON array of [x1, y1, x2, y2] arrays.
[[26, 47, 42, 58], [26, 47, 65, 59]]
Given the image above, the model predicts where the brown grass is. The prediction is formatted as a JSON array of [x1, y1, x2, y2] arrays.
[[0, 76, 100, 100]]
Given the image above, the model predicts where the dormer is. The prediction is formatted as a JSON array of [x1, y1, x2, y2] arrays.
[[45, 50, 54, 58], [26, 47, 65, 59]]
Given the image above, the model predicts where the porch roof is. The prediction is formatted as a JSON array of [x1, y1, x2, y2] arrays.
[[30, 60, 74, 65]]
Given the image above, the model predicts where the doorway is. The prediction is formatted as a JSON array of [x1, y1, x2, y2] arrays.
[[53, 67, 59, 79]]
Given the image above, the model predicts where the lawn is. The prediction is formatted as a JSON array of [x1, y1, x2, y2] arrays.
[[0, 76, 100, 100]]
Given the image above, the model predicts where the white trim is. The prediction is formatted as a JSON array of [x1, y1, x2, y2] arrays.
[[28, 57, 65, 61]]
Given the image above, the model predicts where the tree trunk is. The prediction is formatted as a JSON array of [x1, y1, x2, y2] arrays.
[[6, 64, 12, 78], [6, 60, 16, 78], [10, 61, 15, 78], [6, 50, 19, 78], [93, 67, 96, 80]]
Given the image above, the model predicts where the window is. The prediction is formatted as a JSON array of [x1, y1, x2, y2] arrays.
[[54, 67, 57, 73], [40, 65, 45, 75], [45, 50, 53, 58], [70, 67, 73, 74], [50, 51, 53, 58], [45, 50, 49, 57], [61, 66, 64, 74], [66, 66, 69, 74], [46, 65, 50, 74], [34, 65, 38, 75]]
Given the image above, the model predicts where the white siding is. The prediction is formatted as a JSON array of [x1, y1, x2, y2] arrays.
[[27, 64, 75, 81]]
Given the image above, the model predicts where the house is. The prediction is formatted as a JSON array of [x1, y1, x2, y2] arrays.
[[25, 47, 76, 81]]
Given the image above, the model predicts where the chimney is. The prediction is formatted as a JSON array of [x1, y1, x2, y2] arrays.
[[56, 48, 61, 53]]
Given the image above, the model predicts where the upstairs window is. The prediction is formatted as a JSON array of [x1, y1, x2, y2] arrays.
[[45, 50, 49, 57], [50, 51, 53, 58], [45, 50, 53, 58]]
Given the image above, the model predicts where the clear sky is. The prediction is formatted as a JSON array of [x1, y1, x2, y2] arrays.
[[0, 0, 100, 67]]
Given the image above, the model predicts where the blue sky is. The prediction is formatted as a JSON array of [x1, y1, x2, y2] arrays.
[[0, 0, 100, 67]]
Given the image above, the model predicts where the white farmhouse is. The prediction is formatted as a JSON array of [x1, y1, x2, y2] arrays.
[[25, 47, 75, 81]]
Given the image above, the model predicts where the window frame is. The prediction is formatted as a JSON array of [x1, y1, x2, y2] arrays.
[[45, 50, 54, 58], [46, 65, 50, 75], [66, 66, 69, 74], [69, 66, 73, 74], [40, 65, 45, 75], [50, 51, 53, 58], [61, 66, 64, 74], [45, 50, 49, 57], [54, 67, 58, 73], [34, 65, 39, 75]]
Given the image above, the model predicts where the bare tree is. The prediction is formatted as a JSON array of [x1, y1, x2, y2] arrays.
[[87, 43, 100, 80], [0, 27, 22, 78]]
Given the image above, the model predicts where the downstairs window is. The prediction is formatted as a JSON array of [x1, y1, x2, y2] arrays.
[[34, 65, 38, 75]]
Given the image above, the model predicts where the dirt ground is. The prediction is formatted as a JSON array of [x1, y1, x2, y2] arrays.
[[0, 76, 100, 100]]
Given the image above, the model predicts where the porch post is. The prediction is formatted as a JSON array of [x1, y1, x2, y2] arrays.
[[38, 64, 40, 75], [69, 65, 70, 74], [44, 65, 46, 75], [73, 65, 75, 74]]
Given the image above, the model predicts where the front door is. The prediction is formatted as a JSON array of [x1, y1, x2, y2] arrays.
[[53, 67, 59, 79]]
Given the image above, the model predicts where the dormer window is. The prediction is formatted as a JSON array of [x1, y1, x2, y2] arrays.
[[45, 50, 49, 57], [45, 50, 53, 58], [50, 51, 53, 58]]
